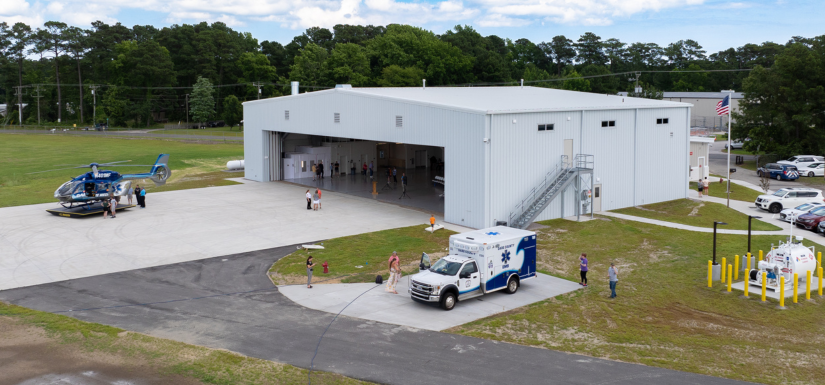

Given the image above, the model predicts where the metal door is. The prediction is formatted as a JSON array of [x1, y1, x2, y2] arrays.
[[593, 184, 602, 212], [458, 261, 480, 299], [564, 139, 573, 166]]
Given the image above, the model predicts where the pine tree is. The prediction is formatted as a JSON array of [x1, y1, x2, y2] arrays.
[[190, 76, 214, 127]]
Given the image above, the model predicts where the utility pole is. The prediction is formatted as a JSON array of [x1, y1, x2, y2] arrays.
[[89, 85, 99, 126], [253, 82, 263, 99], [628, 72, 642, 94], [33, 84, 43, 125], [13, 85, 25, 125]]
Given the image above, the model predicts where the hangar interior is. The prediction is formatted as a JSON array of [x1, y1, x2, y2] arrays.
[[276, 133, 447, 213]]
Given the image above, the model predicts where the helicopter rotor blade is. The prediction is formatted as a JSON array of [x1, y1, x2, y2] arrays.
[[26, 166, 89, 175], [98, 160, 133, 166], [102, 165, 156, 167]]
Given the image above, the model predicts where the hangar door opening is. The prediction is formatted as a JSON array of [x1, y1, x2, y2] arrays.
[[276, 134, 445, 214]]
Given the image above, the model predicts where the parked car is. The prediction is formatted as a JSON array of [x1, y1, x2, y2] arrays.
[[796, 206, 825, 230], [755, 187, 824, 214], [756, 163, 800, 180], [779, 202, 825, 223], [798, 163, 825, 177], [778, 155, 824, 170], [816, 220, 825, 234]]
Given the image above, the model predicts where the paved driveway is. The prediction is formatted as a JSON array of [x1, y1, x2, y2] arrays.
[[0, 246, 748, 385], [0, 180, 466, 291]]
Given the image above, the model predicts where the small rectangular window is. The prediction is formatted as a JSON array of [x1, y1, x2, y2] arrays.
[[657, 118, 669, 124], [538, 124, 545, 131], [285, 110, 290, 120], [301, 160, 306, 172], [601, 120, 615, 127], [334, 112, 340, 123], [396, 116, 403, 128], [546, 123, 554, 131]]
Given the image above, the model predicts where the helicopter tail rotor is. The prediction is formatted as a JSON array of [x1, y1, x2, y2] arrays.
[[149, 154, 171, 186]]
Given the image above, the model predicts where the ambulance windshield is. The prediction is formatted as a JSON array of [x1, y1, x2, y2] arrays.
[[429, 259, 463, 276]]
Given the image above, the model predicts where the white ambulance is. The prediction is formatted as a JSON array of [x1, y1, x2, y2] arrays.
[[408, 226, 537, 310]]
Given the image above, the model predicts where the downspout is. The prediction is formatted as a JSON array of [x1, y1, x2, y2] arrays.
[[634, 108, 639, 206]]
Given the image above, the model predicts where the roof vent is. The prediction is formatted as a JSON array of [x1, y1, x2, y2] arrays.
[[335, 84, 353, 89], [395, 116, 403, 128], [334, 112, 340, 123], [285, 110, 289, 120]]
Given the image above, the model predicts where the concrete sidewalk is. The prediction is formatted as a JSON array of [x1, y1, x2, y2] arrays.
[[0, 180, 471, 291], [279, 273, 581, 331]]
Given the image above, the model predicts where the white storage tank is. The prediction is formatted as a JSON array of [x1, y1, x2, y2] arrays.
[[227, 160, 245, 170]]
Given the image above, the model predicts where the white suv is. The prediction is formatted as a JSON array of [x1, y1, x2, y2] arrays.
[[755, 188, 824, 213], [779, 156, 825, 170]]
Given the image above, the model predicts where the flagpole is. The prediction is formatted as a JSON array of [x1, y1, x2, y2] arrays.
[[723, 90, 734, 208]]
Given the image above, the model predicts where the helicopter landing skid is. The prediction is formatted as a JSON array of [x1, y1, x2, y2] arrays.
[[47, 202, 137, 218]]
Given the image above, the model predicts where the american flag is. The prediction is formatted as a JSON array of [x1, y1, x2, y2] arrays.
[[716, 95, 730, 115]]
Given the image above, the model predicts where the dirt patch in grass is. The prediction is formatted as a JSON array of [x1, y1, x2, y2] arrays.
[[449, 217, 825, 385], [0, 303, 371, 385]]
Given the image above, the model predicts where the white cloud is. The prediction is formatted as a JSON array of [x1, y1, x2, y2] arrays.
[[2, 0, 705, 34]]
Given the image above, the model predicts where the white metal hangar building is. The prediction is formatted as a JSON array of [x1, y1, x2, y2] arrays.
[[243, 86, 692, 229]]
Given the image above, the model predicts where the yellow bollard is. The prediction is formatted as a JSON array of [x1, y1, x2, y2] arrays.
[[746, 252, 752, 272], [819, 267, 823, 297], [707, 260, 713, 288], [721, 257, 727, 283], [780, 276, 786, 308], [727, 265, 732, 292], [806, 270, 811, 300], [819, 252, 822, 271], [744, 272, 749, 297], [759, 250, 763, 261], [761, 272, 767, 302], [734, 255, 739, 280], [793, 273, 798, 304]]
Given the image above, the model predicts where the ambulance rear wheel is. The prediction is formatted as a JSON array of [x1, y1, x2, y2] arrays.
[[505, 276, 519, 294], [440, 292, 456, 311]]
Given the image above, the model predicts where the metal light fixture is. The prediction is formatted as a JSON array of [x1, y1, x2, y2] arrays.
[[713, 221, 728, 265]]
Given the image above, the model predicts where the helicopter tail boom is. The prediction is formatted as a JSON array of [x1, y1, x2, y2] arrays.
[[121, 154, 172, 186]]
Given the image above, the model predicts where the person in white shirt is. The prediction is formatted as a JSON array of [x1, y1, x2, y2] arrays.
[[306, 190, 312, 210]]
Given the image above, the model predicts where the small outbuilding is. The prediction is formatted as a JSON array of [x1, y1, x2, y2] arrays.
[[689, 136, 715, 181], [243, 86, 692, 229]]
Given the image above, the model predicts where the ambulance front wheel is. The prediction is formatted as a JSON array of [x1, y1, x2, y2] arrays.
[[505, 276, 519, 294], [440, 292, 456, 311]]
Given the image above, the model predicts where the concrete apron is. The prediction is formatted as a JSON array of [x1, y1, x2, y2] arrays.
[[279, 273, 582, 331]]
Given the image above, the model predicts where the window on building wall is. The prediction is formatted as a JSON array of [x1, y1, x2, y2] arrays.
[[601, 120, 616, 127], [657, 118, 669, 124], [396, 116, 403, 128], [334, 112, 340, 123], [301, 160, 306, 172], [285, 110, 290, 120], [538, 124, 555, 132]]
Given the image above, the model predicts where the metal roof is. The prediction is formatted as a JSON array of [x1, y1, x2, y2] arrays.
[[247, 86, 690, 114]]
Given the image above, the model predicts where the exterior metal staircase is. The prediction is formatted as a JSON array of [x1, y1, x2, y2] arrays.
[[508, 154, 594, 229]]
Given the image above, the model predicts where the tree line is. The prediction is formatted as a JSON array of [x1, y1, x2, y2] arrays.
[[0, 21, 818, 144]]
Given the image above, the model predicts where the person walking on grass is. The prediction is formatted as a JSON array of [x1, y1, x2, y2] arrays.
[[579, 253, 588, 286], [608, 262, 619, 298], [306, 190, 312, 210], [702, 177, 710, 197], [386, 251, 400, 294], [697, 180, 703, 198], [430, 215, 436, 232], [307, 255, 315, 288]]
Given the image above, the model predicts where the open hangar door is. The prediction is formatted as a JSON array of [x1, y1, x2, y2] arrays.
[[275, 134, 445, 214]]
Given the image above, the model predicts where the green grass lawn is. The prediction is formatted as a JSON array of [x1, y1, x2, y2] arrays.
[[155, 127, 244, 136], [269, 225, 456, 284], [692, 180, 765, 202], [0, 302, 369, 385], [612, 199, 780, 231], [0, 134, 244, 207], [449, 217, 825, 385]]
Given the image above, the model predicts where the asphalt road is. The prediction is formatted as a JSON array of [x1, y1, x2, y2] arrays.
[[0, 245, 748, 385], [707, 143, 802, 191], [0, 129, 243, 141]]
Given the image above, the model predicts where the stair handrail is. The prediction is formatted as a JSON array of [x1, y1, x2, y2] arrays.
[[508, 155, 571, 226]]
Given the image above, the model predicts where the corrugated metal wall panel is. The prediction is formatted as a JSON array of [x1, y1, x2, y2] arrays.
[[243, 104, 265, 181], [635, 107, 690, 205], [580, 109, 637, 211]]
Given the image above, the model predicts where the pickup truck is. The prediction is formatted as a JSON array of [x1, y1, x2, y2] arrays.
[[408, 226, 537, 310]]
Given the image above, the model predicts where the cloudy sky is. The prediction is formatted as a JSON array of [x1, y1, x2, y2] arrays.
[[2, 0, 821, 53]]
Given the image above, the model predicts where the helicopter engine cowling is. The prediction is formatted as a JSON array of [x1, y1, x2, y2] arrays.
[[149, 164, 171, 186]]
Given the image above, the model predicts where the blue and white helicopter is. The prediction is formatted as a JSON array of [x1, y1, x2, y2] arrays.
[[32, 154, 171, 208]]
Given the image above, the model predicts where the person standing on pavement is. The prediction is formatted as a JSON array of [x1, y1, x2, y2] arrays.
[[392, 167, 397, 183], [579, 253, 588, 286], [386, 252, 400, 294], [110, 195, 117, 218], [316, 188, 322, 210], [702, 177, 709, 197], [608, 262, 619, 298], [127, 185, 134, 205], [306, 255, 315, 288], [139, 187, 147, 208], [362, 162, 367, 176], [134, 185, 141, 207], [306, 190, 312, 210], [401, 173, 408, 192], [313, 190, 320, 211], [101, 196, 110, 219]]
